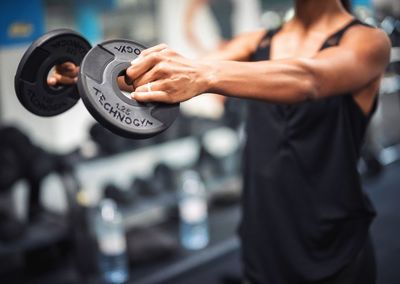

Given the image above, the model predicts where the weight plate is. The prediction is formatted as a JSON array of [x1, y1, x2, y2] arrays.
[[14, 29, 91, 116], [78, 39, 180, 139]]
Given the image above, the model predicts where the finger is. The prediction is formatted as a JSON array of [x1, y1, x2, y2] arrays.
[[61, 62, 76, 69], [131, 91, 170, 103], [122, 70, 133, 85], [126, 53, 162, 81], [47, 76, 57, 86], [139, 43, 168, 58], [134, 79, 169, 93], [53, 69, 79, 78], [55, 64, 79, 77], [53, 73, 78, 85], [133, 66, 163, 87], [55, 62, 77, 72], [117, 76, 134, 92]]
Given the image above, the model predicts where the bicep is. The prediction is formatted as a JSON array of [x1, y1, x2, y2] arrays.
[[304, 29, 391, 98]]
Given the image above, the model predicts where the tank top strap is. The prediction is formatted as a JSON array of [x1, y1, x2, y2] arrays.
[[253, 19, 373, 59], [252, 27, 282, 61], [319, 19, 372, 50]]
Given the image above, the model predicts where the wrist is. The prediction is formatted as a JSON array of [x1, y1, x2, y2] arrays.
[[197, 60, 218, 94]]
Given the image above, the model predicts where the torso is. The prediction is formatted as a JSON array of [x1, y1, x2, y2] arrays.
[[240, 17, 377, 284], [269, 16, 380, 115]]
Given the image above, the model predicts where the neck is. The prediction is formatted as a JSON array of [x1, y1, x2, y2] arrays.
[[293, 0, 348, 27]]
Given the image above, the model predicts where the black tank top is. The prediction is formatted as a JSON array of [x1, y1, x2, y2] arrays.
[[241, 19, 377, 284]]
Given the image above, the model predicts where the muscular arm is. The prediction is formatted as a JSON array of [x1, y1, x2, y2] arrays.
[[128, 27, 390, 106], [48, 30, 263, 91], [184, 0, 208, 51], [205, 27, 391, 103], [118, 31, 264, 92]]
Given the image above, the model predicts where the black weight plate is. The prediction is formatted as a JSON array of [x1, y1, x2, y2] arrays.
[[78, 39, 180, 139], [15, 29, 91, 116]]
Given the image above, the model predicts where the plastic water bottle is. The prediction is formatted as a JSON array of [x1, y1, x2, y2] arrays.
[[94, 199, 129, 284], [179, 170, 209, 250]]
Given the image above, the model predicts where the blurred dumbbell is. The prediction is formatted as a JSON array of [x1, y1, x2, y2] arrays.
[[0, 126, 56, 182], [90, 123, 127, 155], [152, 163, 177, 192], [0, 209, 25, 242], [0, 141, 22, 192], [103, 183, 137, 206], [196, 145, 225, 185], [126, 227, 179, 264], [131, 177, 161, 198]]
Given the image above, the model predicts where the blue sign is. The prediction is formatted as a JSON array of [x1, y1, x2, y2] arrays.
[[74, 0, 116, 44], [0, 0, 44, 48], [352, 0, 372, 8]]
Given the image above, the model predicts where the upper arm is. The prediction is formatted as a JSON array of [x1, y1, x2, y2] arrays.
[[302, 27, 391, 99], [203, 30, 266, 61], [184, 0, 208, 23]]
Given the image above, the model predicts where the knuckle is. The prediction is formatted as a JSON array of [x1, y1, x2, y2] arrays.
[[150, 53, 160, 62], [155, 63, 169, 76], [126, 68, 134, 76], [167, 49, 176, 56], [126, 68, 137, 78], [161, 80, 172, 90]]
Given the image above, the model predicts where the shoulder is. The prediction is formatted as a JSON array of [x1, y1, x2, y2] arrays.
[[204, 29, 266, 61], [233, 29, 268, 53], [341, 24, 391, 67], [342, 24, 391, 50], [237, 29, 267, 44]]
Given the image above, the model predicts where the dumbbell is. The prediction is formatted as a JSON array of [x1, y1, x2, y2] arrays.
[[153, 163, 177, 191], [103, 183, 137, 206], [131, 177, 159, 198], [15, 29, 179, 139], [129, 164, 177, 199]]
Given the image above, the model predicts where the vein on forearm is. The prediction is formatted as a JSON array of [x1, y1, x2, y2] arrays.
[[206, 59, 318, 104]]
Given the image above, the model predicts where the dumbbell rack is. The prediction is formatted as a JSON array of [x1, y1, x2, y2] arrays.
[[0, 168, 82, 280], [122, 175, 241, 229], [71, 126, 243, 228], [80, 128, 243, 283], [0, 212, 68, 255], [0, 123, 243, 283]]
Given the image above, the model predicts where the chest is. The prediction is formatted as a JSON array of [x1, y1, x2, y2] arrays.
[[270, 32, 329, 60]]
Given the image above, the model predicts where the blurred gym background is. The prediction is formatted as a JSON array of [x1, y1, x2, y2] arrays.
[[0, 0, 399, 283]]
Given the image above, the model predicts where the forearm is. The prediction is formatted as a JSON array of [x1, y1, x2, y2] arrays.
[[203, 59, 318, 103], [128, 28, 390, 105]]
